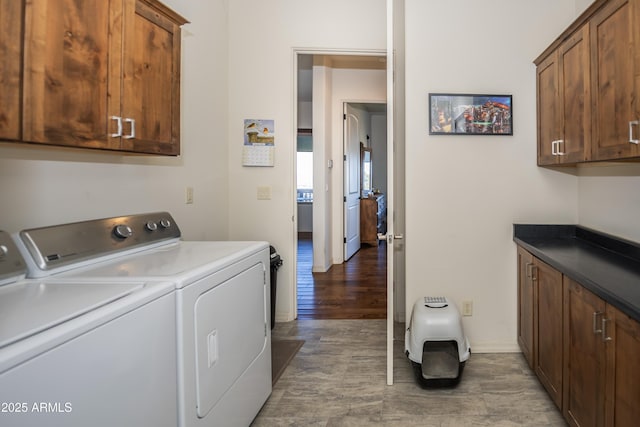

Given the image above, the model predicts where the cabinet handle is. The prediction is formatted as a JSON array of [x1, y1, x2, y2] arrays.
[[551, 140, 565, 156], [593, 311, 603, 334], [602, 318, 612, 342], [110, 116, 122, 137], [124, 118, 136, 139], [525, 262, 533, 278], [629, 120, 639, 145]]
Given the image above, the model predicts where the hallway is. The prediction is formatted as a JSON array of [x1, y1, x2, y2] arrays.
[[296, 238, 387, 319]]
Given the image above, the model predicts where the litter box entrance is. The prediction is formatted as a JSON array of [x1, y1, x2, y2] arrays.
[[421, 341, 460, 379]]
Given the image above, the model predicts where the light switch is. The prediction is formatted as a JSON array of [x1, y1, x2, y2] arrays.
[[462, 300, 473, 316], [185, 187, 194, 204], [257, 186, 272, 200]]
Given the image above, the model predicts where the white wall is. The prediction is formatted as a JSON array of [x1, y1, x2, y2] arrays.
[[575, 0, 595, 14], [312, 62, 333, 273], [578, 164, 640, 242], [226, 0, 386, 322], [371, 113, 387, 195], [404, 0, 579, 352], [0, 0, 230, 241]]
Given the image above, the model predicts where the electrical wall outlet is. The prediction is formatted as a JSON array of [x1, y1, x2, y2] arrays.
[[257, 186, 272, 200], [185, 187, 194, 204], [462, 300, 473, 316]]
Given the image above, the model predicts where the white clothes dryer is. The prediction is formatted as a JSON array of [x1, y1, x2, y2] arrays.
[[15, 213, 272, 427]]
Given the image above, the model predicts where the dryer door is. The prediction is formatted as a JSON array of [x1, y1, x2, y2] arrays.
[[194, 261, 267, 417]]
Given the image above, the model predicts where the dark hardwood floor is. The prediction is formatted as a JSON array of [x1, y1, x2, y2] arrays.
[[296, 237, 387, 319]]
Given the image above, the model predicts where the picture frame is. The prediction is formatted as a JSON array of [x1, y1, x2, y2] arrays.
[[429, 93, 513, 135]]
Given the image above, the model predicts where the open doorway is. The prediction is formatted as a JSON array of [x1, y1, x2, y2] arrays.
[[295, 53, 387, 319]]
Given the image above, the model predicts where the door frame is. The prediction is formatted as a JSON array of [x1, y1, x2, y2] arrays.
[[292, 47, 396, 379]]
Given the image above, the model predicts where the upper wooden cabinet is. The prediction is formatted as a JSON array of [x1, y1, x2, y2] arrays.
[[535, 0, 640, 165], [537, 25, 591, 165], [0, 0, 24, 141], [590, 0, 640, 161], [118, 0, 186, 154], [20, 0, 187, 155]]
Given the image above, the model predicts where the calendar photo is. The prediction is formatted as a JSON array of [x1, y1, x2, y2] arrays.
[[243, 119, 275, 166]]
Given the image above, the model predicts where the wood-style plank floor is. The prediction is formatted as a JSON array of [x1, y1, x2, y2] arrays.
[[296, 237, 387, 319]]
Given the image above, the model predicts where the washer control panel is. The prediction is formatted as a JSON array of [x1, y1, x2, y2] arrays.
[[18, 212, 181, 273], [0, 231, 27, 284]]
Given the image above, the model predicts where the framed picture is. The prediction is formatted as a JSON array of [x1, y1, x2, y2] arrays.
[[429, 93, 513, 135]]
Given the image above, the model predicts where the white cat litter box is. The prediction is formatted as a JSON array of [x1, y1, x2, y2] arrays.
[[405, 297, 471, 386]]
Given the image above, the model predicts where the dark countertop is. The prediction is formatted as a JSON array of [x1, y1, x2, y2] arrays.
[[514, 225, 640, 323]]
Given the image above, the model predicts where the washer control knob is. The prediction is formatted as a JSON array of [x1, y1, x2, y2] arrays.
[[113, 224, 133, 239], [145, 221, 158, 231], [0, 245, 7, 258], [159, 219, 171, 229]]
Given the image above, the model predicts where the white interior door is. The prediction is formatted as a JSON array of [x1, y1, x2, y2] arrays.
[[344, 104, 361, 260], [385, 0, 405, 386]]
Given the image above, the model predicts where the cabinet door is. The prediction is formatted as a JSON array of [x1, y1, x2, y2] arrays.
[[22, 0, 118, 150], [536, 52, 560, 166], [590, 0, 640, 160], [120, 0, 182, 155], [517, 246, 535, 368], [604, 305, 640, 427], [0, 0, 23, 141], [564, 278, 606, 427], [558, 24, 590, 164], [534, 259, 563, 409]]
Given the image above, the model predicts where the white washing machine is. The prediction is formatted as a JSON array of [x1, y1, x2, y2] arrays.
[[15, 212, 272, 427], [0, 231, 178, 427]]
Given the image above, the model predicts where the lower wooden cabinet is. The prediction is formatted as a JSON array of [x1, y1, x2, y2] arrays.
[[517, 247, 640, 426], [534, 260, 563, 409], [564, 278, 606, 427], [603, 304, 640, 426], [517, 246, 535, 369]]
